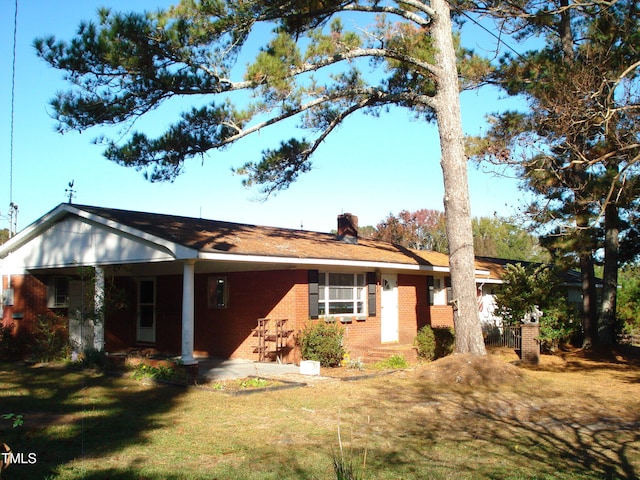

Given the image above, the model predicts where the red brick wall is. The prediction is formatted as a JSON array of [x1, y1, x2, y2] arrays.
[[297, 273, 454, 361], [398, 274, 428, 344], [521, 322, 540, 365], [335, 317, 381, 361], [103, 269, 308, 360], [5, 269, 456, 362], [193, 269, 307, 360], [429, 305, 454, 328], [1, 274, 50, 339]]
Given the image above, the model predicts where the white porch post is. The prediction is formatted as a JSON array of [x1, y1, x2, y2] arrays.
[[93, 267, 105, 351], [181, 259, 197, 365]]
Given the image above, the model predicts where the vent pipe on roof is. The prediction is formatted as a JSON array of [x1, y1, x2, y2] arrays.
[[337, 213, 358, 244]]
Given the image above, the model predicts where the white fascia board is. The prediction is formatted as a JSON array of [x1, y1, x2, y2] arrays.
[[199, 251, 439, 271], [199, 251, 490, 276], [0, 205, 69, 258]]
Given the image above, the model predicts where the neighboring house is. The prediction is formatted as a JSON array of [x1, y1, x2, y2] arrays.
[[474, 256, 587, 335], [0, 203, 576, 363]]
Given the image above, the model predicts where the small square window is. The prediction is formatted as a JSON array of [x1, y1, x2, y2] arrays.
[[48, 277, 69, 308]]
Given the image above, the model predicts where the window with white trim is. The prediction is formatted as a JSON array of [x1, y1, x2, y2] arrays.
[[318, 273, 366, 316], [47, 277, 69, 308], [428, 276, 452, 306], [428, 277, 440, 305]]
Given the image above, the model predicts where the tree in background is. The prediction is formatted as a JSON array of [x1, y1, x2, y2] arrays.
[[472, 216, 547, 261], [373, 208, 546, 261], [36, 0, 493, 354], [617, 263, 640, 336], [0, 229, 9, 246], [467, 0, 639, 348], [356, 225, 377, 240], [374, 209, 448, 252], [494, 263, 579, 351]]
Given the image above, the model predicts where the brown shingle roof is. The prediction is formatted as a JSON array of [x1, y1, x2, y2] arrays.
[[78, 205, 452, 268]]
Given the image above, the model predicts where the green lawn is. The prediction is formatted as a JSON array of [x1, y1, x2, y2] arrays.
[[0, 349, 638, 479]]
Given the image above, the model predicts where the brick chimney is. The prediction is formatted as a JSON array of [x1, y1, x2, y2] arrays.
[[337, 213, 358, 244]]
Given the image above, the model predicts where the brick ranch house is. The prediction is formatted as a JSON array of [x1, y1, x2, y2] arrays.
[[1, 203, 538, 364]]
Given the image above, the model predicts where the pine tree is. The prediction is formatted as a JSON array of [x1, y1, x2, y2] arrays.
[[36, 1, 492, 354], [466, 0, 640, 347]]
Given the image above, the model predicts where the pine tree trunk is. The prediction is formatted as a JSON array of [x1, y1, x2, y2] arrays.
[[598, 201, 619, 345], [576, 205, 598, 349], [580, 252, 598, 349], [431, 0, 486, 355]]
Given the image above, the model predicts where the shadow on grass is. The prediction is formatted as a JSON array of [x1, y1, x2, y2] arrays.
[[527, 345, 640, 376], [361, 368, 640, 479], [0, 361, 188, 479]]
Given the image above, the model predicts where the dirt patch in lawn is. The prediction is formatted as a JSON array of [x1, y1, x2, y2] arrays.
[[415, 344, 640, 388], [416, 351, 524, 387]]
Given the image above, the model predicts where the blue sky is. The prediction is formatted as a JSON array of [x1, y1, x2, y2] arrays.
[[0, 0, 528, 234]]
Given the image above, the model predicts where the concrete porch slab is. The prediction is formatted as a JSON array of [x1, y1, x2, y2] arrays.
[[197, 358, 300, 381]]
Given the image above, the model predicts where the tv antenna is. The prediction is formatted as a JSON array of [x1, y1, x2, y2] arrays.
[[65, 180, 76, 204], [8, 203, 18, 237], [7, 0, 19, 236]]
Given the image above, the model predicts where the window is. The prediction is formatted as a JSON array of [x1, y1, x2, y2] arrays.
[[445, 277, 453, 304], [318, 273, 366, 316], [208, 276, 228, 308], [138, 279, 155, 328], [47, 277, 69, 308], [428, 276, 452, 306]]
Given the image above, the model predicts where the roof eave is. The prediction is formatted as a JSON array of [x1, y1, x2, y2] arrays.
[[199, 251, 490, 275]]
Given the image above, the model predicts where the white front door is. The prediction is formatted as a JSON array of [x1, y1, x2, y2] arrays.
[[381, 274, 399, 343], [136, 278, 156, 343]]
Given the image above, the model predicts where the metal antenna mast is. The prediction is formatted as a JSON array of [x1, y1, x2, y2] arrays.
[[7, 0, 19, 236]]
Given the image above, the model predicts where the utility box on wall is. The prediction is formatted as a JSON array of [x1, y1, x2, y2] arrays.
[[2, 288, 14, 306]]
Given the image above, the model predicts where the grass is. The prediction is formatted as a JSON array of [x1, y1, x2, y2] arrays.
[[371, 353, 409, 369], [0, 347, 638, 479]]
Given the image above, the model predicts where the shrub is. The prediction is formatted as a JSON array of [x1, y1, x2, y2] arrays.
[[415, 326, 455, 361], [132, 363, 178, 382], [374, 354, 408, 369], [0, 323, 21, 361], [70, 348, 106, 369], [30, 313, 70, 362], [538, 305, 579, 353], [298, 321, 345, 367], [414, 325, 436, 360], [433, 327, 455, 359]]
